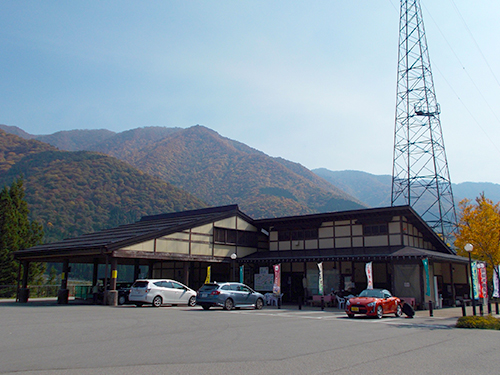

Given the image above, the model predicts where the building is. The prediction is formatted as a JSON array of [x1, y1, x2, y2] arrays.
[[14, 204, 470, 308]]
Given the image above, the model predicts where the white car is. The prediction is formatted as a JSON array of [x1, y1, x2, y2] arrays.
[[129, 279, 197, 307]]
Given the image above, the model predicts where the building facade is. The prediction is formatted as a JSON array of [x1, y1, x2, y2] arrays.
[[15, 205, 470, 308]]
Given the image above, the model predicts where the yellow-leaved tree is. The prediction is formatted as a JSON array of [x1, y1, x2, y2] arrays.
[[454, 194, 500, 284]]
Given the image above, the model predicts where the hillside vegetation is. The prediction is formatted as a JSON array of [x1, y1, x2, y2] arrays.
[[0, 131, 206, 242], [96, 125, 365, 218], [3, 124, 365, 219]]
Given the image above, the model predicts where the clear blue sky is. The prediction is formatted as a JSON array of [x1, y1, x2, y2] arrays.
[[1, 1, 499, 184]]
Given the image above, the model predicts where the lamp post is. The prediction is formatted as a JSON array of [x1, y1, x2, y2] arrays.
[[465, 243, 476, 316], [230, 253, 237, 282]]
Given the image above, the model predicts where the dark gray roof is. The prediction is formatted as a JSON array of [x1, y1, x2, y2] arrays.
[[15, 205, 251, 261]]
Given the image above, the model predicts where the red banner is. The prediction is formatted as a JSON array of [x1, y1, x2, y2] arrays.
[[273, 264, 281, 295]]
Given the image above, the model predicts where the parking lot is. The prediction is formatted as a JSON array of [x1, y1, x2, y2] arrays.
[[1, 299, 499, 375]]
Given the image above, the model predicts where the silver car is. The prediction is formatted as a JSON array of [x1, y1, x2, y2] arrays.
[[129, 279, 197, 307], [196, 282, 265, 310]]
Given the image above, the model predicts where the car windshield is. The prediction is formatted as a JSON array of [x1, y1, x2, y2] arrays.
[[359, 289, 386, 298]]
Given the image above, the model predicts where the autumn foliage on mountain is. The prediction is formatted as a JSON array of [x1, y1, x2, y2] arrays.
[[88, 125, 365, 218], [0, 130, 205, 242], [0, 124, 364, 243]]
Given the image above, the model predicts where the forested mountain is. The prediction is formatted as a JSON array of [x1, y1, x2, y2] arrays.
[[0, 130, 56, 173], [313, 168, 500, 207], [93, 125, 365, 218], [0, 131, 206, 242], [1, 124, 365, 219], [35, 129, 116, 151]]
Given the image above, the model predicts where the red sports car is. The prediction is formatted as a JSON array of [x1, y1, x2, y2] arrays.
[[345, 288, 402, 319]]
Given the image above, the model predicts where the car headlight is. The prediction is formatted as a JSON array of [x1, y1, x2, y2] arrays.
[[367, 302, 376, 307], [346, 300, 351, 306]]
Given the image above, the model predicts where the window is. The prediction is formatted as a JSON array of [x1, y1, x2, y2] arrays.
[[214, 227, 258, 247], [363, 223, 388, 236], [171, 282, 185, 290]]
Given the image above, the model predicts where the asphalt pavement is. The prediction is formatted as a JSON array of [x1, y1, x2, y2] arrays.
[[1, 298, 499, 375]]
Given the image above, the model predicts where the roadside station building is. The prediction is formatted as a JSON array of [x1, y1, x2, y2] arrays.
[[14, 204, 470, 309]]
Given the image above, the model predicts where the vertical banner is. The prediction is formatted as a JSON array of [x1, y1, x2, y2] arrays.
[[477, 262, 487, 300], [365, 262, 373, 290], [317, 262, 324, 296], [204, 266, 211, 284], [493, 265, 500, 299], [422, 258, 430, 296], [471, 261, 479, 300], [239, 265, 244, 284], [272, 264, 281, 295]]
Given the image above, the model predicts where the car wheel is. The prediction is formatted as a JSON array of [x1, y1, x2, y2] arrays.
[[152, 296, 162, 307], [135, 303, 143, 307], [188, 296, 196, 307], [347, 313, 355, 319], [118, 296, 126, 305], [223, 298, 234, 311], [255, 298, 264, 310], [376, 305, 383, 319], [201, 304, 210, 310], [395, 304, 403, 317]]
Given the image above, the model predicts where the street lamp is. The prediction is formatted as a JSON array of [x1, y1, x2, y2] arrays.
[[230, 253, 237, 281], [465, 243, 476, 316]]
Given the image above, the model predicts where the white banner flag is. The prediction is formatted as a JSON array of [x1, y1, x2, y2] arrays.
[[317, 262, 324, 296], [365, 262, 373, 290], [493, 265, 500, 299]]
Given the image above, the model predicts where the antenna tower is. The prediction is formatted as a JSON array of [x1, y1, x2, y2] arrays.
[[391, 0, 457, 244]]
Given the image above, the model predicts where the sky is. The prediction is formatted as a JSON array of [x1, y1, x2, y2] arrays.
[[1, 1, 499, 184]]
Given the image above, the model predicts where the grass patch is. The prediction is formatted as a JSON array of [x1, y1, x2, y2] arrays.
[[456, 315, 500, 330]]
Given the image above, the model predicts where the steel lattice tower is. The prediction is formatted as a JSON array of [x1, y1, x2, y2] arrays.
[[391, 0, 457, 244]]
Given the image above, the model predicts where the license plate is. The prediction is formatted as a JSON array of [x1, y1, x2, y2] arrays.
[[351, 306, 359, 312], [201, 293, 207, 297]]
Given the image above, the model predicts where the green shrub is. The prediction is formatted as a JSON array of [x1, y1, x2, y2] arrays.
[[456, 315, 500, 330]]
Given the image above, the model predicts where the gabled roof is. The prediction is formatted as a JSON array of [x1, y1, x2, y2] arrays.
[[255, 205, 453, 254], [15, 205, 252, 261]]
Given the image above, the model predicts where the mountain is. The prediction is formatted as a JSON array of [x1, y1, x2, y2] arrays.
[[89, 126, 182, 160], [0, 132, 206, 242], [313, 169, 392, 207], [312, 168, 500, 207], [35, 129, 116, 151], [2, 124, 365, 218], [93, 125, 365, 218], [0, 129, 57, 173], [0, 124, 36, 139]]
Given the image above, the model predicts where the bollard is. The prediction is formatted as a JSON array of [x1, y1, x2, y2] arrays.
[[479, 304, 484, 316], [278, 295, 281, 309], [496, 302, 499, 315], [298, 296, 302, 310], [488, 302, 491, 315], [320, 296, 325, 311], [472, 300, 477, 316], [429, 300, 433, 317], [461, 303, 466, 317]]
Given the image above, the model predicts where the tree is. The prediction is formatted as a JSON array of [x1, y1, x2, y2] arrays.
[[0, 178, 44, 286], [454, 194, 500, 283]]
